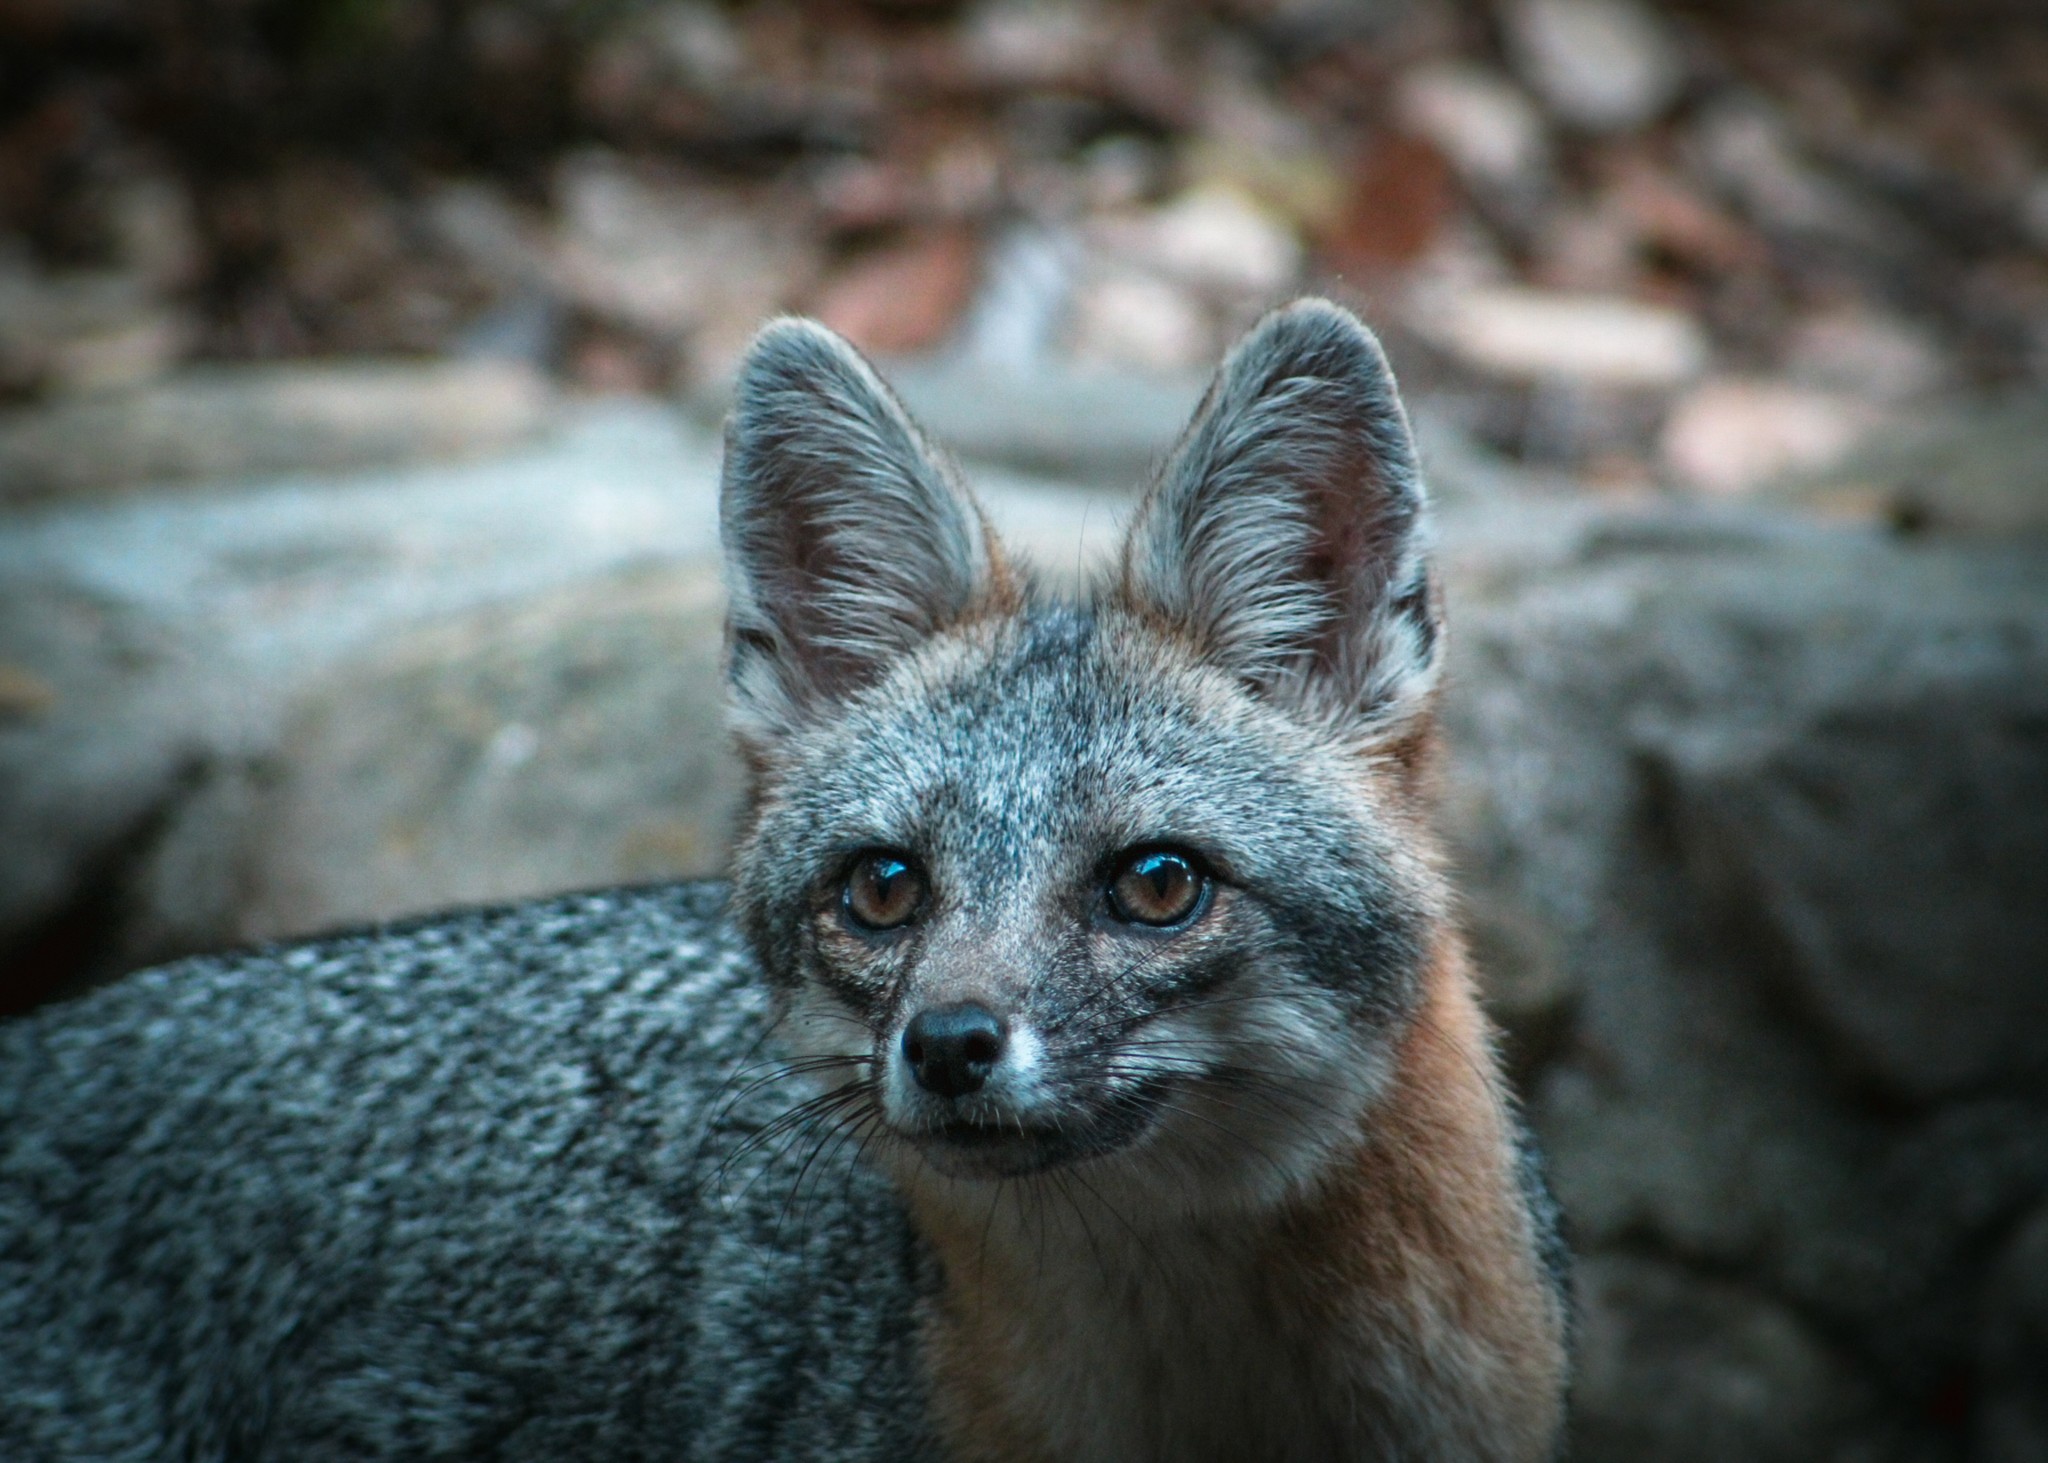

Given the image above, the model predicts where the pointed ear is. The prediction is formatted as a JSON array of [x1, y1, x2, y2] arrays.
[[1118, 299, 1439, 725], [720, 318, 998, 740]]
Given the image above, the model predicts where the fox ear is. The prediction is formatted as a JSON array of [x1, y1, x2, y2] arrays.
[[720, 318, 996, 739], [1119, 298, 1438, 725]]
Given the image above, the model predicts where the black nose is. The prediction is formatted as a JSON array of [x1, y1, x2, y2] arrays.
[[901, 1003, 1007, 1099]]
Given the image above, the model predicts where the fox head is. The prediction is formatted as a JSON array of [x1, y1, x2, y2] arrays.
[[720, 300, 1449, 1219]]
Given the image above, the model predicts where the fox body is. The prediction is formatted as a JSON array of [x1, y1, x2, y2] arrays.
[[0, 301, 1569, 1459]]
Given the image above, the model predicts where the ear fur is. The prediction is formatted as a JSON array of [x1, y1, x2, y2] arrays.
[[720, 318, 999, 741], [1117, 298, 1439, 725]]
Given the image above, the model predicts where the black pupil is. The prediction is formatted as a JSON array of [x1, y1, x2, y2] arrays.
[[1118, 851, 1197, 924], [1136, 854, 1183, 900], [852, 856, 915, 927]]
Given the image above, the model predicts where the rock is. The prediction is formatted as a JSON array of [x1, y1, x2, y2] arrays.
[[579, 0, 744, 119], [1408, 283, 1708, 387], [1528, 200, 1642, 294], [1604, 155, 1767, 276], [1393, 62, 1551, 193], [952, 224, 1082, 371], [1092, 186, 1303, 302], [1437, 505, 2048, 1413], [550, 151, 814, 378], [1689, 101, 1897, 258], [1461, 892, 1578, 1086], [228, 563, 743, 942], [422, 180, 554, 296], [811, 228, 983, 357], [1502, 0, 1685, 134], [98, 166, 205, 292], [1063, 266, 1213, 373], [1660, 378, 1879, 496], [0, 579, 216, 1011], [961, 0, 1114, 86], [1783, 307, 1949, 405], [1801, 390, 2048, 537], [0, 397, 726, 1010], [863, 358, 1203, 484], [1658, 678, 2048, 1099], [0, 263, 189, 397], [1980, 1204, 2048, 1463], [274, 162, 406, 307], [1570, 1255, 1884, 1463], [2021, 173, 2048, 251], [0, 359, 556, 503]]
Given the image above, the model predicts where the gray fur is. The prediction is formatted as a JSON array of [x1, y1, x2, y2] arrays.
[[1, 301, 1565, 1460], [1, 887, 940, 1460]]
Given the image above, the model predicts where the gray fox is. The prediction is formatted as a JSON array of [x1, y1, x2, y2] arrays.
[[0, 299, 1570, 1460]]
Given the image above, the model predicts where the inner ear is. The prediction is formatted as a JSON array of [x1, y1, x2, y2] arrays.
[[1117, 298, 1438, 717]]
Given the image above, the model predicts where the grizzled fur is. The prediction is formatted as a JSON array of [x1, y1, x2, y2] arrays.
[[0, 887, 940, 1459], [1, 300, 1569, 1460]]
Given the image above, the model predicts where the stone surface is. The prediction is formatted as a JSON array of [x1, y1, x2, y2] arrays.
[[230, 563, 742, 943], [1661, 687, 2048, 1100], [1064, 266, 1213, 374], [1503, 0, 1685, 133], [843, 357, 1204, 485], [1803, 391, 2048, 537], [1661, 378, 1879, 496], [1569, 1255, 1884, 1463], [1434, 498, 2048, 1429], [1408, 282, 1708, 387], [0, 263, 189, 397], [550, 151, 815, 378], [1980, 1204, 2048, 1463], [1395, 63, 1551, 193], [0, 399, 724, 1005], [0, 359, 557, 503]]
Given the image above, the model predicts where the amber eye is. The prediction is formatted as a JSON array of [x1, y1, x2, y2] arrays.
[[844, 852, 926, 931], [1107, 849, 1207, 927]]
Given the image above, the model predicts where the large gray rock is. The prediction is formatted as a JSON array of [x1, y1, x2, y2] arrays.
[[1980, 1203, 2048, 1463], [232, 562, 740, 943], [1435, 504, 2048, 1430], [0, 359, 556, 504], [1569, 1255, 1886, 1463], [0, 399, 726, 1006]]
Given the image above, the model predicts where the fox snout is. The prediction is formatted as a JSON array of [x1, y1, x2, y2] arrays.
[[900, 1002, 1006, 1099]]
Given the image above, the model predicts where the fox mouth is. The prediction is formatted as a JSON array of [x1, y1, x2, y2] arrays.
[[905, 1079, 1172, 1178]]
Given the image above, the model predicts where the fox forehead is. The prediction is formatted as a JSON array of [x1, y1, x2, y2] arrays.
[[753, 598, 1405, 892]]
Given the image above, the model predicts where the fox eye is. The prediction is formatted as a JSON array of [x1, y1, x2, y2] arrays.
[[1107, 848, 1207, 928], [844, 852, 925, 931]]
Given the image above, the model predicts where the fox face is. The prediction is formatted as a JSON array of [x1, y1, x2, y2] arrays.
[[722, 301, 1448, 1220]]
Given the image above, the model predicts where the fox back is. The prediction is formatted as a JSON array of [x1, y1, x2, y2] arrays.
[[0, 300, 1569, 1461]]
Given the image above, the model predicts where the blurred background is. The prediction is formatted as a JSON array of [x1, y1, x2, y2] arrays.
[[1, 0, 2044, 1457]]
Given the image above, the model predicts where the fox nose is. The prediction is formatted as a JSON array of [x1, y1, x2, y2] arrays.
[[902, 1003, 1007, 1099]]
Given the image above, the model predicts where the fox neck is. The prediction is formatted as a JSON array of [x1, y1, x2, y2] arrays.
[[904, 943, 1568, 1463]]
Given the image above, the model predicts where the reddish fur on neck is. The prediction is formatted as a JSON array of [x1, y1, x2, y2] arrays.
[[910, 936, 1568, 1462]]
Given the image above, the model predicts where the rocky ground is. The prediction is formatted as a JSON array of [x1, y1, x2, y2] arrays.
[[3, 0, 2047, 1458]]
